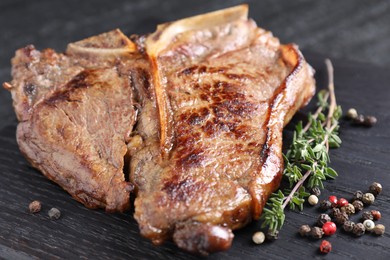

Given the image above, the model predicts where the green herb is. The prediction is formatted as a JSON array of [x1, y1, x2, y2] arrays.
[[261, 59, 342, 233]]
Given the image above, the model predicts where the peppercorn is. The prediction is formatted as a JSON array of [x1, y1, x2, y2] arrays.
[[353, 191, 363, 201], [334, 211, 349, 225], [310, 187, 321, 197], [369, 182, 382, 197], [308, 195, 319, 206], [373, 224, 385, 236], [363, 115, 377, 127], [352, 114, 365, 125], [299, 225, 311, 237], [266, 229, 279, 241], [252, 231, 265, 244], [371, 210, 381, 220], [361, 211, 373, 221], [28, 200, 41, 214], [317, 214, 331, 227], [352, 223, 366, 236], [310, 227, 324, 239], [320, 200, 332, 211], [319, 240, 332, 254], [352, 200, 364, 212], [362, 193, 375, 205], [48, 207, 61, 220], [363, 220, 375, 231], [346, 108, 358, 120], [323, 222, 337, 236], [337, 198, 349, 208], [328, 195, 338, 207], [341, 204, 355, 215], [330, 208, 341, 218], [343, 221, 355, 233]]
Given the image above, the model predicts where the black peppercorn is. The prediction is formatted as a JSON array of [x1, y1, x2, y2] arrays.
[[361, 211, 373, 221], [363, 115, 377, 127], [369, 182, 382, 197], [352, 114, 365, 125], [352, 223, 365, 236], [362, 193, 375, 205], [266, 229, 279, 241], [334, 211, 349, 225], [341, 204, 355, 215], [311, 187, 321, 197], [353, 191, 363, 201], [48, 208, 61, 220], [28, 200, 41, 214], [320, 200, 332, 211], [330, 208, 341, 218], [317, 214, 331, 227], [299, 225, 311, 237], [310, 227, 324, 239], [343, 221, 355, 233], [352, 200, 364, 212]]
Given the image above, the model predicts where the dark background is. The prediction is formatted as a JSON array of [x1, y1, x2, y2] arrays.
[[1, 0, 390, 259]]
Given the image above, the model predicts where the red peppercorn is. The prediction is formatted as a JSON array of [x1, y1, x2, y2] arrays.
[[329, 195, 338, 207], [337, 198, 348, 207], [322, 222, 337, 236], [371, 210, 381, 220], [320, 240, 332, 254]]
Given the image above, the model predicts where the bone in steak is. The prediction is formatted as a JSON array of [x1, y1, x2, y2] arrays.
[[3, 5, 315, 254]]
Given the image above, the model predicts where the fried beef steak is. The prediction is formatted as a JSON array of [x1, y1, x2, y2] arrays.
[[4, 5, 315, 254]]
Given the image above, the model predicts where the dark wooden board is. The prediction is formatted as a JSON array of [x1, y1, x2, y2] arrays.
[[1, 1, 390, 259]]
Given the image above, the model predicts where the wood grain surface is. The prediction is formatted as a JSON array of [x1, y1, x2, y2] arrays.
[[1, 1, 390, 259]]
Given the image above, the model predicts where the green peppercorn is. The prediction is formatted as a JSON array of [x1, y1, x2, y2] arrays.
[[352, 200, 364, 212], [299, 225, 311, 237], [362, 193, 375, 205], [353, 191, 363, 201], [361, 211, 374, 221], [343, 221, 355, 233], [369, 182, 382, 197], [266, 229, 279, 241], [346, 108, 358, 120], [363, 115, 377, 127], [310, 227, 324, 239], [320, 200, 332, 211], [311, 187, 321, 197], [352, 223, 366, 236], [341, 203, 355, 215], [317, 214, 331, 227], [373, 224, 385, 236], [334, 211, 349, 225]]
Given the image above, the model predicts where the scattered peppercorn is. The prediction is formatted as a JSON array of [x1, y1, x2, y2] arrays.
[[310, 227, 324, 239], [361, 211, 373, 221], [308, 195, 319, 206], [341, 204, 355, 215], [334, 211, 349, 225], [352, 200, 364, 212], [343, 221, 355, 233], [48, 207, 61, 220], [252, 231, 265, 244], [371, 210, 381, 220], [352, 223, 366, 236], [352, 114, 365, 125], [362, 193, 375, 205], [319, 240, 332, 254], [299, 225, 311, 237], [346, 108, 358, 120], [369, 182, 382, 197], [363, 220, 375, 231], [317, 214, 332, 227], [353, 191, 363, 202], [328, 195, 338, 207], [266, 229, 279, 241], [330, 208, 341, 218], [373, 224, 385, 236], [310, 187, 321, 197], [337, 198, 349, 208], [323, 222, 337, 236], [28, 200, 41, 214], [320, 200, 332, 211], [363, 115, 377, 127]]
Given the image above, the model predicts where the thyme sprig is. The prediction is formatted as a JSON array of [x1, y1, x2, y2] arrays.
[[261, 59, 342, 233]]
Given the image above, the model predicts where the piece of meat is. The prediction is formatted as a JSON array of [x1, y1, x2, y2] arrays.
[[130, 5, 315, 254], [4, 30, 140, 211]]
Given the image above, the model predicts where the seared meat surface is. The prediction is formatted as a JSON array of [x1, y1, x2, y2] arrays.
[[4, 5, 315, 254]]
